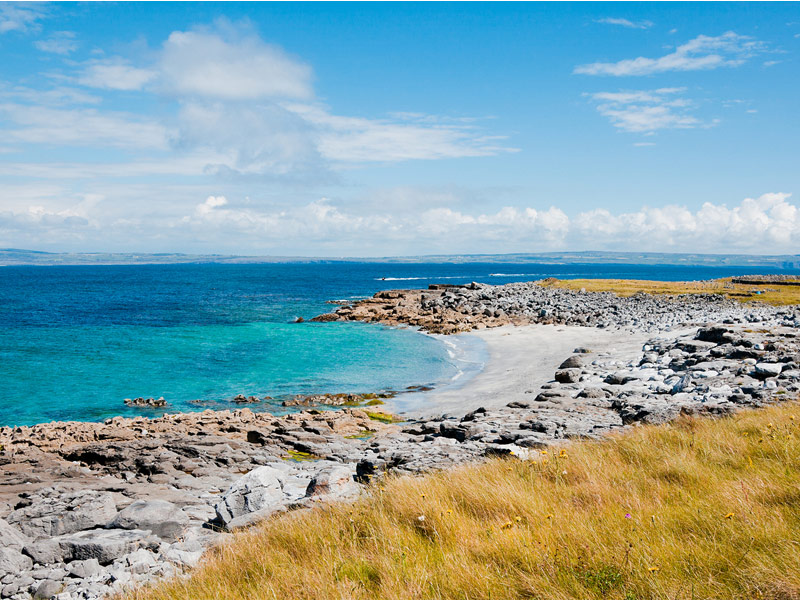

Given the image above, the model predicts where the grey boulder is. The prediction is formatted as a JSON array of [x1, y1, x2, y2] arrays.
[[305, 465, 360, 503], [215, 465, 293, 527], [110, 500, 190, 542], [0, 547, 33, 576], [0, 519, 30, 551]]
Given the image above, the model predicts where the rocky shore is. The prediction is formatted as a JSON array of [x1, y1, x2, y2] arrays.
[[311, 280, 798, 333], [1, 280, 799, 599]]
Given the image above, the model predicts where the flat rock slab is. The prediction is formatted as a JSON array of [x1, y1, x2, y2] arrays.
[[110, 500, 190, 542], [54, 528, 152, 565]]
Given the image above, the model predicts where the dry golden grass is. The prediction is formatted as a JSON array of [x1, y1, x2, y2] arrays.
[[128, 402, 800, 600], [539, 277, 800, 306]]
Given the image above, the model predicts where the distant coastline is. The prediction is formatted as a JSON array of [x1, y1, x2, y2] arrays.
[[2, 247, 800, 268]]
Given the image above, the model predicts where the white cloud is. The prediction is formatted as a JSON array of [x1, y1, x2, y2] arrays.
[[288, 103, 516, 163], [0, 2, 46, 34], [586, 88, 704, 133], [575, 31, 764, 76], [2, 190, 798, 255], [196, 195, 228, 215], [0, 103, 171, 149], [78, 58, 156, 91], [51, 22, 511, 177], [172, 192, 800, 254], [158, 26, 313, 100], [596, 18, 653, 30], [175, 100, 323, 176], [34, 31, 77, 55], [572, 193, 798, 251], [0, 84, 101, 106]]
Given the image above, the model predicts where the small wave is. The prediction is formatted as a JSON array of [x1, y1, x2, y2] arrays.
[[375, 275, 475, 281], [377, 277, 426, 281], [489, 273, 540, 277]]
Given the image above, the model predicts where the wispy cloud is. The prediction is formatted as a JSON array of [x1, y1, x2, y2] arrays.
[[78, 58, 156, 91], [63, 21, 515, 176], [0, 103, 171, 149], [586, 88, 706, 133], [34, 31, 78, 55], [596, 18, 653, 30], [575, 31, 765, 76], [0, 2, 47, 34]]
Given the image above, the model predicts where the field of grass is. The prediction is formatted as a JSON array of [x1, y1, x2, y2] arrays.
[[128, 402, 800, 600], [538, 277, 800, 307]]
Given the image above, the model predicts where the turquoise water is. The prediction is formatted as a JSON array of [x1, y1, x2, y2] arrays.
[[2, 261, 798, 427]]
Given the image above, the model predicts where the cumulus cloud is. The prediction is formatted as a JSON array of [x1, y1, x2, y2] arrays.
[[596, 18, 653, 30], [179, 192, 800, 254], [2, 191, 798, 255], [575, 31, 764, 76], [78, 58, 156, 91], [586, 88, 705, 133], [572, 193, 798, 251], [177, 192, 800, 254], [196, 195, 228, 215], [158, 26, 313, 100]]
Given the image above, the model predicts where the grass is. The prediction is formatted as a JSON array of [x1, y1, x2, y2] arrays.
[[539, 277, 800, 306], [127, 403, 800, 600]]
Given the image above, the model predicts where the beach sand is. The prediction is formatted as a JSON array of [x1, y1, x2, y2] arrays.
[[392, 324, 681, 418]]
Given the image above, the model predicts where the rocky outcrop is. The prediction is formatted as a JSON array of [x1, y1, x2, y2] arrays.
[[312, 281, 799, 334], [123, 397, 166, 408], [214, 461, 360, 529]]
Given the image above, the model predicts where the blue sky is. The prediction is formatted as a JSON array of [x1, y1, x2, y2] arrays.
[[1, 2, 798, 256]]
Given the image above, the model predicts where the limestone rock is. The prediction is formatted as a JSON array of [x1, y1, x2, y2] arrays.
[[0, 547, 33, 576], [0, 519, 30, 551], [7, 489, 117, 539], [110, 500, 189, 542], [305, 465, 360, 503], [55, 528, 152, 565], [214, 466, 291, 527]]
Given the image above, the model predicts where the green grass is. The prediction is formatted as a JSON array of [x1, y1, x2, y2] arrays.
[[127, 402, 800, 600]]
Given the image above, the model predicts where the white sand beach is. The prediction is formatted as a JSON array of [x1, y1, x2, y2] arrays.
[[392, 324, 676, 418]]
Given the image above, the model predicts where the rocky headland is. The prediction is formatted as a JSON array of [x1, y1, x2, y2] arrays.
[[1, 279, 799, 599]]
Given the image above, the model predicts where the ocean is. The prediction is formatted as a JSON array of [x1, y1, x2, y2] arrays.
[[1, 261, 797, 427]]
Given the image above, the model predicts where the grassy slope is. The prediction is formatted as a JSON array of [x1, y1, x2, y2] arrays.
[[539, 277, 800, 306], [129, 402, 800, 600]]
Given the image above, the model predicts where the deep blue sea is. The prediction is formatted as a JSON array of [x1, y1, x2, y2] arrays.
[[1, 261, 798, 427]]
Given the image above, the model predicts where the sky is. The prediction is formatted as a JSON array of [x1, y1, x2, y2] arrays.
[[0, 1, 799, 257]]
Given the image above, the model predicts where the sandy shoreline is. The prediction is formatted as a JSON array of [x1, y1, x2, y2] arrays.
[[391, 324, 683, 418]]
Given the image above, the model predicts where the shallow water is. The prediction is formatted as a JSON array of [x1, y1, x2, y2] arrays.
[[1, 261, 797, 426]]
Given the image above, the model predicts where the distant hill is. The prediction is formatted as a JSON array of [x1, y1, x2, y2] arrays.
[[1, 248, 799, 268]]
